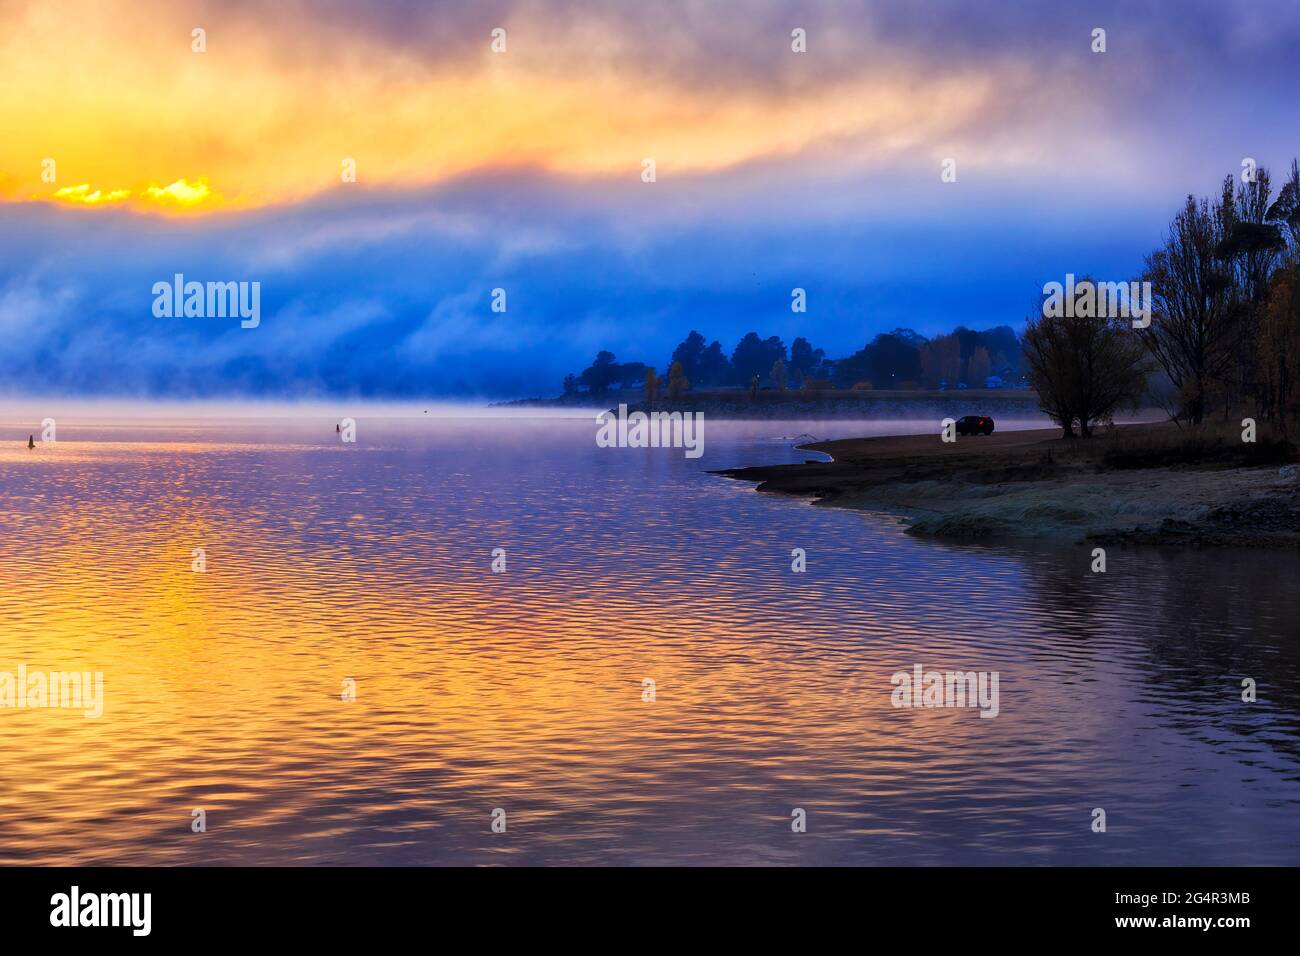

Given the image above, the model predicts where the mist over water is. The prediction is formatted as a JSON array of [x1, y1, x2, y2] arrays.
[[1, 409, 1297, 865]]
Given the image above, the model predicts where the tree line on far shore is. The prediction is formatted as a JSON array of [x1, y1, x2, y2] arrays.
[[563, 324, 1024, 401], [1024, 159, 1300, 437], [562, 159, 1300, 437]]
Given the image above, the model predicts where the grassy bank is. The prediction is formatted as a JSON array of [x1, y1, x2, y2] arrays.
[[717, 422, 1300, 546]]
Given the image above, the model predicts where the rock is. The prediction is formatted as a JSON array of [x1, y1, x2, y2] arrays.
[[1280, 464, 1300, 480]]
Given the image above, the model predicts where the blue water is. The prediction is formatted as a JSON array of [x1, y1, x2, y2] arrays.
[[0, 410, 1297, 865]]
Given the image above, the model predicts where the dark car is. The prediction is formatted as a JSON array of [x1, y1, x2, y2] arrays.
[[956, 415, 995, 436]]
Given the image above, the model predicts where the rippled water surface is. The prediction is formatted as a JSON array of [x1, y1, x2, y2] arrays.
[[1, 409, 1298, 865]]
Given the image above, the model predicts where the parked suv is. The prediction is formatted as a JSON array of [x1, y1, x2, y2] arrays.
[[955, 415, 995, 436]]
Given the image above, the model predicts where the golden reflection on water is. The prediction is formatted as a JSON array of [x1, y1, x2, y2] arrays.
[[2, 421, 1299, 865]]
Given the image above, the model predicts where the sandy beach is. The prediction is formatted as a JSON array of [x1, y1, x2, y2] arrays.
[[718, 423, 1300, 546]]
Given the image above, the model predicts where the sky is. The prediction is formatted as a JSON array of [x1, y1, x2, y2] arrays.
[[1, 0, 1298, 398]]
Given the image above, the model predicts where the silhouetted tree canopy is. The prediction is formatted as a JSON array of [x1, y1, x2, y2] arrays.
[[835, 330, 922, 387], [729, 333, 786, 386], [578, 350, 620, 396], [669, 330, 732, 387], [789, 337, 830, 383]]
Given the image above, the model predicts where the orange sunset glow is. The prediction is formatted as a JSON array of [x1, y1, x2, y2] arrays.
[[0, 0, 1059, 215]]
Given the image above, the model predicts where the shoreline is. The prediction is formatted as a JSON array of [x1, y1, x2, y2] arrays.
[[497, 389, 1043, 420], [716, 422, 1300, 547]]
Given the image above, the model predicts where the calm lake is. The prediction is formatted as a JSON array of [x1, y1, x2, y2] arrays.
[[1, 408, 1297, 865]]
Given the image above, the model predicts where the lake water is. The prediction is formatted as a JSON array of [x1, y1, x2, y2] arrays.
[[1, 408, 1297, 865]]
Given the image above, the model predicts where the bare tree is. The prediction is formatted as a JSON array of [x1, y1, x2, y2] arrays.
[[1023, 285, 1151, 438], [1023, 313, 1078, 436], [1216, 171, 1288, 413], [1139, 194, 1237, 424], [1266, 159, 1300, 253], [1258, 258, 1300, 431], [1255, 161, 1300, 427]]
